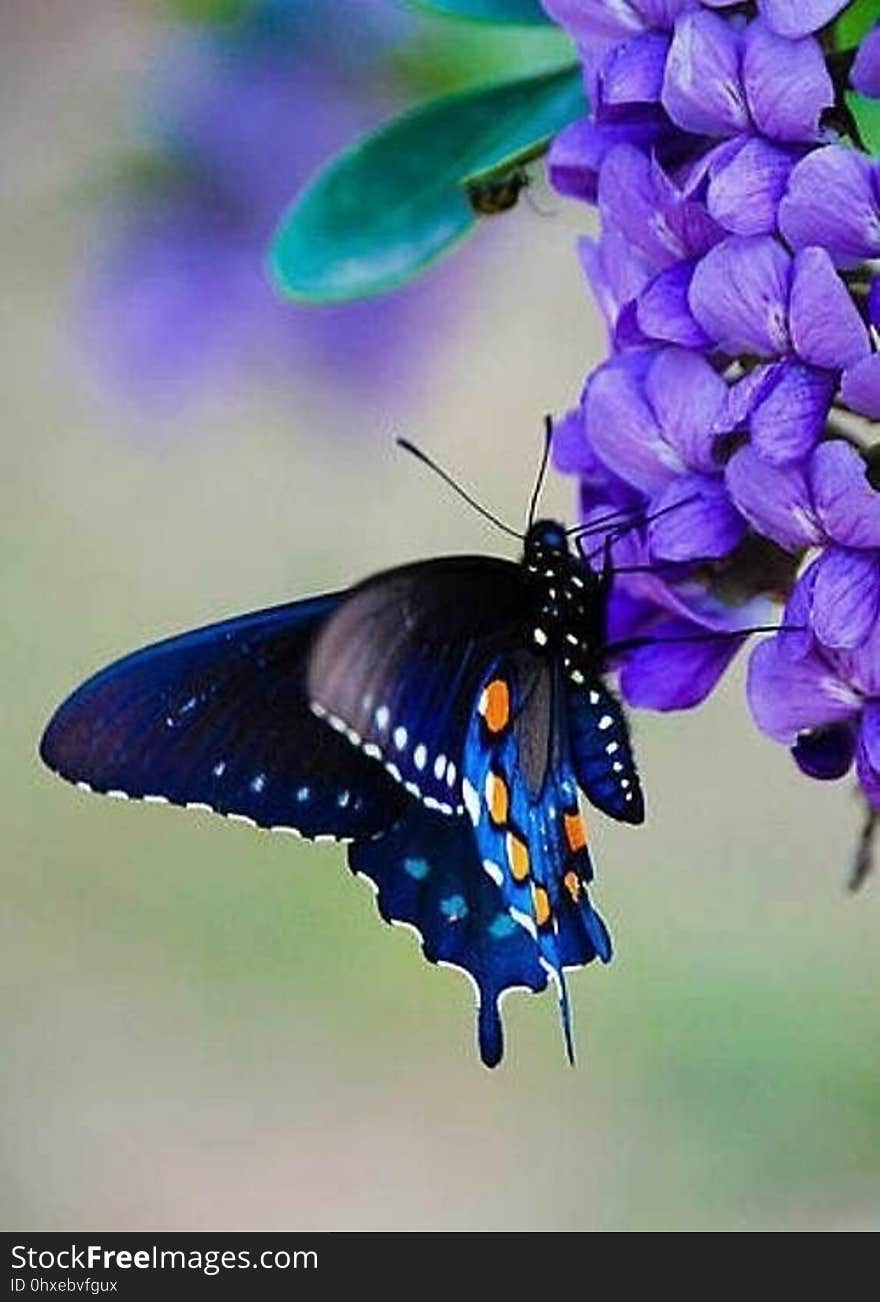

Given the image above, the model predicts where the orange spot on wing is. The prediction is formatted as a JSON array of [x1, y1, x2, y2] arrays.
[[480, 679, 510, 733], [532, 884, 551, 929], [485, 772, 509, 826], [564, 870, 581, 901], [564, 811, 588, 853], [506, 831, 530, 882]]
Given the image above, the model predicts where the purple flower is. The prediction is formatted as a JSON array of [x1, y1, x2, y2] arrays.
[[662, 12, 833, 143], [779, 145, 880, 268], [584, 346, 748, 560], [689, 236, 871, 463], [540, 0, 698, 46], [702, 0, 848, 40], [579, 144, 722, 344], [548, 112, 669, 203], [700, 135, 804, 236], [748, 619, 880, 807], [542, 0, 880, 757], [575, 486, 769, 711], [727, 439, 880, 649], [852, 24, 880, 98]]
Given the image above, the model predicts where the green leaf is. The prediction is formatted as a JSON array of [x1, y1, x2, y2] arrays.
[[270, 63, 585, 302], [835, 0, 880, 50], [847, 90, 880, 153], [405, 0, 553, 24]]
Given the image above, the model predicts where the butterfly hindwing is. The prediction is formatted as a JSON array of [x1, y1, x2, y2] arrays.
[[350, 804, 548, 1067], [307, 557, 531, 816], [567, 680, 645, 824], [462, 654, 613, 1062], [39, 594, 408, 840]]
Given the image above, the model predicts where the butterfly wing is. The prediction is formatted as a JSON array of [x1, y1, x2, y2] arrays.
[[461, 653, 613, 1063], [567, 681, 645, 824], [349, 803, 548, 1068], [308, 556, 531, 815], [39, 593, 408, 840]]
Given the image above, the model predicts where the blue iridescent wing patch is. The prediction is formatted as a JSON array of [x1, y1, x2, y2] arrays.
[[39, 594, 407, 840], [350, 803, 548, 1067], [307, 557, 530, 815], [462, 654, 613, 1062], [567, 680, 644, 824]]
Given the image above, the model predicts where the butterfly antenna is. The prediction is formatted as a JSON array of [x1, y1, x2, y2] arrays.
[[396, 437, 523, 540], [526, 415, 553, 530]]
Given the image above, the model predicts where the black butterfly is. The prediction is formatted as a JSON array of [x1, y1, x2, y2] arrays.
[[38, 430, 644, 1067]]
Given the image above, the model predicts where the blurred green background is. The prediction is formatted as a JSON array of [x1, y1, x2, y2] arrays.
[[3, 0, 879, 1232]]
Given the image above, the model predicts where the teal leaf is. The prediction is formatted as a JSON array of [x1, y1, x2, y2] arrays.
[[270, 63, 585, 302], [406, 0, 553, 24], [847, 90, 880, 154]]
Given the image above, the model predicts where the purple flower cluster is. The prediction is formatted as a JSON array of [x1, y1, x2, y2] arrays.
[[542, 0, 880, 808]]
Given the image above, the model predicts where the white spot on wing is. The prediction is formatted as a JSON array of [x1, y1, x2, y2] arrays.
[[462, 778, 480, 827], [482, 858, 503, 886]]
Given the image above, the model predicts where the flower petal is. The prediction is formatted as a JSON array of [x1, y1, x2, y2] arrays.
[[779, 562, 819, 661], [758, 0, 848, 39], [852, 24, 880, 98], [792, 723, 857, 780], [725, 444, 820, 550], [661, 11, 749, 137], [541, 0, 644, 43], [856, 701, 880, 806], [749, 361, 834, 465], [584, 352, 683, 494], [600, 32, 671, 106], [841, 354, 880, 420], [644, 346, 727, 469], [742, 20, 832, 142], [551, 407, 590, 474], [636, 260, 712, 346], [789, 247, 869, 370], [811, 546, 880, 649], [620, 616, 743, 710], [648, 474, 746, 560], [859, 701, 880, 776], [778, 146, 880, 269], [548, 113, 666, 203], [598, 143, 685, 268], [810, 439, 880, 548], [747, 636, 859, 743], [707, 135, 799, 236], [689, 234, 791, 357]]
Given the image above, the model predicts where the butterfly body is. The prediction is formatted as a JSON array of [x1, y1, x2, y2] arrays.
[[39, 513, 643, 1066]]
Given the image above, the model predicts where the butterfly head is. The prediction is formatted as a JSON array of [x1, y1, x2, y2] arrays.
[[523, 518, 607, 671]]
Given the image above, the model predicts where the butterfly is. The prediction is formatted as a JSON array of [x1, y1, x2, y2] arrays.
[[38, 428, 644, 1067]]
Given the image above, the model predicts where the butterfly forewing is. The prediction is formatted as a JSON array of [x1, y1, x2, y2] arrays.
[[39, 594, 407, 840], [307, 557, 531, 814]]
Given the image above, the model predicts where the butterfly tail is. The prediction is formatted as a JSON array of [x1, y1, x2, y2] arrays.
[[478, 998, 505, 1069], [558, 970, 576, 1067]]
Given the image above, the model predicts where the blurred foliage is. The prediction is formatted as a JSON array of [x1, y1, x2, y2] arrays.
[[835, 0, 880, 49]]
